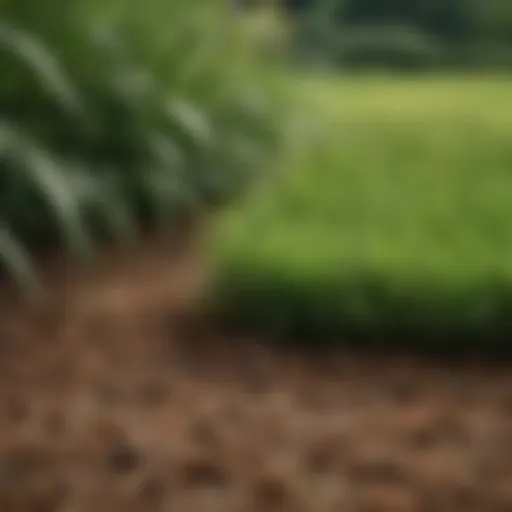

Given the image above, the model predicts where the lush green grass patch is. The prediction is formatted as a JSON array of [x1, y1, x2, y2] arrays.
[[210, 75, 512, 355]]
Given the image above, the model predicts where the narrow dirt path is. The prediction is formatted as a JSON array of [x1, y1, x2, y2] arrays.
[[0, 229, 510, 512]]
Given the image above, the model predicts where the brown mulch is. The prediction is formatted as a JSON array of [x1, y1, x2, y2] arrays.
[[0, 230, 510, 512]]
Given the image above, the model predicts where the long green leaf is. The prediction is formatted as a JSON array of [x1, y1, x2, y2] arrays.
[[0, 222, 41, 300], [0, 22, 83, 118], [0, 122, 92, 260]]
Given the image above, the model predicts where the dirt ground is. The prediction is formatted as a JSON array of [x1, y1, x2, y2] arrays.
[[0, 230, 511, 512]]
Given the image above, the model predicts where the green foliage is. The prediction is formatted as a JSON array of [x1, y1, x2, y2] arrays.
[[0, 0, 286, 289], [337, 25, 441, 70], [210, 76, 512, 355], [281, 0, 512, 70]]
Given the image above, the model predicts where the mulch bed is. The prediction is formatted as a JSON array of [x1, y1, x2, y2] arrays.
[[0, 233, 510, 512]]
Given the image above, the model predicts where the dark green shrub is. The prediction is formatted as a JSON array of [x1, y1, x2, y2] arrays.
[[336, 24, 442, 70], [469, 42, 512, 70]]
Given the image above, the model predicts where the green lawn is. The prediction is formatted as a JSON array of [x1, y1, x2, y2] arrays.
[[209, 75, 512, 355]]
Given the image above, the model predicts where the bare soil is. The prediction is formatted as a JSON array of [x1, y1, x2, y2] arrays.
[[0, 229, 510, 512]]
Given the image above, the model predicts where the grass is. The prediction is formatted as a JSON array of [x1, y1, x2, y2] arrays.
[[210, 74, 512, 355]]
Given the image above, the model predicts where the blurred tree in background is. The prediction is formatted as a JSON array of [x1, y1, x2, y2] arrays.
[[276, 0, 512, 69]]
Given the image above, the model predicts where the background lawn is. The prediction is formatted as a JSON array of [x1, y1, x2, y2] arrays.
[[210, 75, 512, 355]]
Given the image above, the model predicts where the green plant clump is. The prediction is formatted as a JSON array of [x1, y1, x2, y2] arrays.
[[0, 0, 286, 290], [210, 76, 512, 356]]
